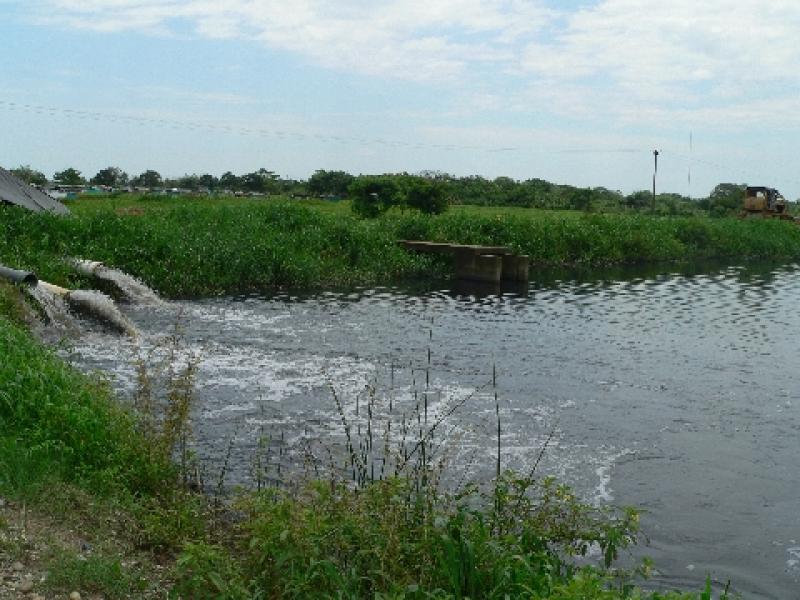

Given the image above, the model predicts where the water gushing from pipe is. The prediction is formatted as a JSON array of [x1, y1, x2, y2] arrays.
[[26, 283, 79, 331], [73, 259, 162, 305], [66, 289, 137, 336]]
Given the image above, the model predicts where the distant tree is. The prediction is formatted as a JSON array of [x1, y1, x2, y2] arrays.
[[277, 178, 306, 196], [198, 174, 219, 191], [307, 170, 355, 197], [349, 175, 401, 218], [449, 175, 492, 205], [219, 171, 241, 191], [655, 192, 697, 216], [624, 190, 652, 210], [518, 178, 555, 208], [241, 168, 279, 194], [708, 183, 745, 216], [90, 166, 128, 188], [133, 170, 163, 189], [417, 170, 453, 181], [569, 188, 593, 212], [11, 165, 47, 186], [53, 168, 85, 186], [404, 177, 449, 215], [177, 174, 200, 191], [590, 187, 625, 210]]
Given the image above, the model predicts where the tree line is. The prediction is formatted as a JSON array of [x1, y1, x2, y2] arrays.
[[7, 164, 759, 218]]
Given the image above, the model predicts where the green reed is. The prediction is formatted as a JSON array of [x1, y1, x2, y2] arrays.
[[4, 197, 800, 302]]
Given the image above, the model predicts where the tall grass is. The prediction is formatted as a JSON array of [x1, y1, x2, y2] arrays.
[[0, 201, 441, 297], [3, 197, 800, 298], [0, 315, 172, 497], [390, 210, 800, 266]]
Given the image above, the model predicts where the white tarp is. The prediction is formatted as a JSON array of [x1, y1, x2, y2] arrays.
[[0, 167, 69, 215]]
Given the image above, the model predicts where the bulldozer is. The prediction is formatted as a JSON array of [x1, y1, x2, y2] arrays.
[[741, 186, 795, 220]]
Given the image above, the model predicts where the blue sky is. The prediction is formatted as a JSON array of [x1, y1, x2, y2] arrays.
[[2, 0, 800, 198]]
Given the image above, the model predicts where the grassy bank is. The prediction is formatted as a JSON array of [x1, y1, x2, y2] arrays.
[[2, 195, 800, 296], [0, 280, 731, 598]]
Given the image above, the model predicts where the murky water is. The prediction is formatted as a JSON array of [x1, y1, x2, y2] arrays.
[[59, 261, 800, 599]]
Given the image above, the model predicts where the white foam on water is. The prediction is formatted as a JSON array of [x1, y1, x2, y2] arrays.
[[203, 403, 258, 419], [592, 448, 634, 505], [181, 304, 296, 337], [60, 298, 634, 503], [194, 342, 375, 401], [787, 546, 800, 575]]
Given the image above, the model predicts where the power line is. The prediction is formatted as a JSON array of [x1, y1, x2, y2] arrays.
[[0, 98, 663, 159], [9, 97, 798, 193], [0, 99, 509, 154]]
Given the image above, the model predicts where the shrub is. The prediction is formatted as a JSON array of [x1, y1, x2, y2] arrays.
[[349, 175, 402, 218], [404, 177, 449, 215]]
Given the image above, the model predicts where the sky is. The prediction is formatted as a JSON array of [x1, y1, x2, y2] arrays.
[[3, 0, 800, 198]]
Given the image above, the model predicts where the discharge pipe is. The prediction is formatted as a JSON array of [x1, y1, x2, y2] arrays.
[[0, 265, 38, 286]]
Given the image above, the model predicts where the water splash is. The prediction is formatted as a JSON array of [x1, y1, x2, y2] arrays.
[[25, 283, 79, 330], [73, 259, 162, 305], [66, 290, 137, 336], [95, 266, 162, 305]]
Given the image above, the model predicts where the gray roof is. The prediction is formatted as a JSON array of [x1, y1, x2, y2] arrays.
[[0, 167, 69, 215]]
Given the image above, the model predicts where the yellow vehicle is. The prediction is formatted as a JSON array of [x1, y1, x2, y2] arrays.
[[742, 186, 794, 220]]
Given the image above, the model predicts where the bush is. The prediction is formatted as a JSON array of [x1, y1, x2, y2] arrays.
[[349, 175, 402, 218], [404, 177, 449, 215]]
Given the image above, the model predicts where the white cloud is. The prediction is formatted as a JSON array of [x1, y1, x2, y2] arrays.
[[23, 0, 800, 129], [34, 0, 554, 81], [519, 1, 800, 122]]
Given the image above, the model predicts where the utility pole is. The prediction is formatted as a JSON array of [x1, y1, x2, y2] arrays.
[[652, 149, 659, 212]]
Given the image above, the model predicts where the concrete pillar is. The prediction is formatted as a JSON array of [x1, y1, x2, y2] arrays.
[[501, 254, 530, 281], [454, 251, 503, 283]]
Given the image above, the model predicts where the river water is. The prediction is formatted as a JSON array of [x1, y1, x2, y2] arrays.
[[59, 260, 800, 598]]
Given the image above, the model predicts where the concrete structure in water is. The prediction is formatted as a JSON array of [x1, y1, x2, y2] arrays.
[[399, 241, 530, 283]]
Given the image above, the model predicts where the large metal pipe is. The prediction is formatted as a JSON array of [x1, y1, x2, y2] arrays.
[[0, 265, 38, 286]]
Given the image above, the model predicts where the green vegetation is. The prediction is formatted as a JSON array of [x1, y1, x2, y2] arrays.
[[307, 169, 355, 197], [349, 174, 450, 217], [0, 283, 202, 595], [0, 200, 440, 296], [3, 196, 800, 298]]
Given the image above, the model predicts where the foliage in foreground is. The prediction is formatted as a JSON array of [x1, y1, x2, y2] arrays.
[[172, 474, 727, 599], [204, 475, 641, 599], [0, 314, 170, 497]]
